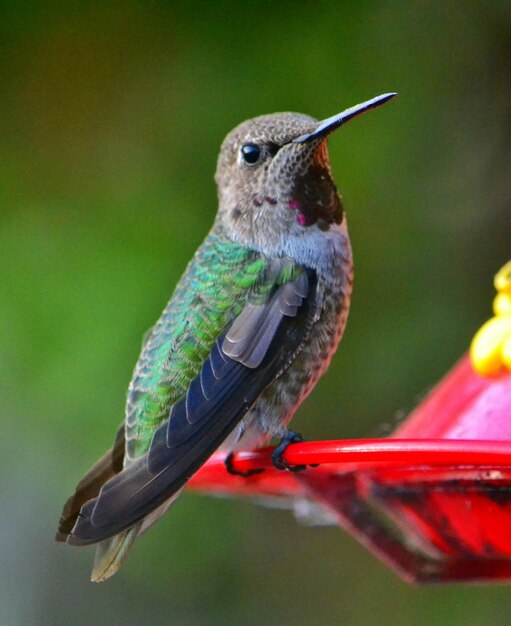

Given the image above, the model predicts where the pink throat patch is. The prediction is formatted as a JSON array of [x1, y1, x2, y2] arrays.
[[288, 199, 309, 226]]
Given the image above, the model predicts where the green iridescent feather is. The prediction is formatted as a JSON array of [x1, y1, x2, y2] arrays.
[[125, 231, 300, 459]]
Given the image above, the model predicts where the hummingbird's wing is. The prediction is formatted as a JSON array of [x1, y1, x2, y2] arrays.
[[66, 267, 317, 545], [57, 237, 283, 542]]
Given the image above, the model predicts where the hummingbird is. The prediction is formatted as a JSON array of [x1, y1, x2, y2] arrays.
[[56, 92, 396, 581]]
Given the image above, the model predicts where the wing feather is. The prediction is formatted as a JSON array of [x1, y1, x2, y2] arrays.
[[67, 271, 316, 545], [222, 273, 309, 368]]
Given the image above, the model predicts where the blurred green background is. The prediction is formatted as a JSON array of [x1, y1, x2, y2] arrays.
[[2, 2, 511, 624]]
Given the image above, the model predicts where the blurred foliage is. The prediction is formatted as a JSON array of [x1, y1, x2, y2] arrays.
[[1, 1, 511, 625]]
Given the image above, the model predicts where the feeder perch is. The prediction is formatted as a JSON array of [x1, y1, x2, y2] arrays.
[[189, 262, 511, 584]]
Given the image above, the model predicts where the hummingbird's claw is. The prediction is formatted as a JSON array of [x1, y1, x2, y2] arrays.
[[272, 431, 307, 472], [224, 452, 265, 477]]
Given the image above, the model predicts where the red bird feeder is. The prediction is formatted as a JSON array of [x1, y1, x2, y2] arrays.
[[189, 264, 511, 584]]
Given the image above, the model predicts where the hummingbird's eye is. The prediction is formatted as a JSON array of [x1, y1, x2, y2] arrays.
[[240, 143, 261, 166]]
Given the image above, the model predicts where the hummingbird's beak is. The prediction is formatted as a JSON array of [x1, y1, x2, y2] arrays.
[[292, 92, 397, 144]]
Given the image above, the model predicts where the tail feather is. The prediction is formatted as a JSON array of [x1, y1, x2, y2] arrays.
[[58, 424, 187, 581], [56, 424, 125, 542], [91, 524, 140, 583], [90, 490, 183, 582]]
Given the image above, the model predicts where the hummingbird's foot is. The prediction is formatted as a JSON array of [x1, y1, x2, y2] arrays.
[[272, 431, 307, 472], [224, 452, 265, 477]]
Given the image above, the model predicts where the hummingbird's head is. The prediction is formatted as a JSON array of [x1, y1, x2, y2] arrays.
[[215, 93, 396, 254]]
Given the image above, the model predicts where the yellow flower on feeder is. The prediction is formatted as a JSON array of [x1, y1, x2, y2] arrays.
[[471, 261, 511, 375]]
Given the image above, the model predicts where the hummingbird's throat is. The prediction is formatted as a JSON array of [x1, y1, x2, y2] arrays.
[[288, 163, 343, 228]]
